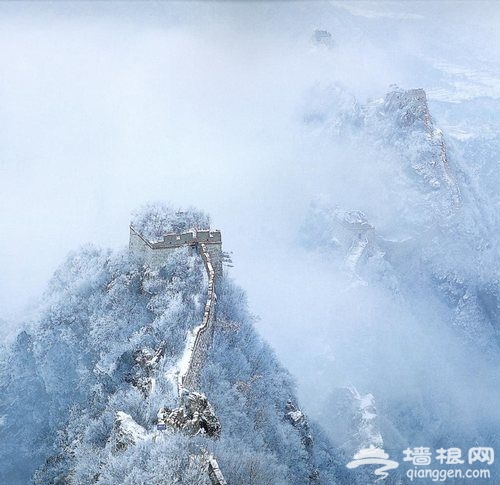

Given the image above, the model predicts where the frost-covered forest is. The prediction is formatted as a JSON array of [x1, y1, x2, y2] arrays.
[[0, 206, 346, 484]]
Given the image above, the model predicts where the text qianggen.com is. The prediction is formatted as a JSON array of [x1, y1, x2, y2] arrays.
[[407, 467, 491, 482]]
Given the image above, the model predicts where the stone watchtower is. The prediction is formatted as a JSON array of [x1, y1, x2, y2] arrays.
[[129, 226, 223, 275]]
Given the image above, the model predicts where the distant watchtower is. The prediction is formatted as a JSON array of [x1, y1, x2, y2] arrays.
[[129, 226, 223, 275]]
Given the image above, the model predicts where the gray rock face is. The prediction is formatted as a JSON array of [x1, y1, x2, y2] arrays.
[[129, 345, 164, 395], [384, 89, 461, 205], [285, 400, 313, 448], [284, 401, 321, 482], [384, 88, 432, 129], [364, 88, 461, 210], [157, 390, 221, 438]]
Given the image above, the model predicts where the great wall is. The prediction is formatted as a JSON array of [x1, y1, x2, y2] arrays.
[[129, 225, 222, 273], [128, 225, 227, 485], [179, 242, 217, 392], [125, 225, 317, 482], [129, 225, 222, 394]]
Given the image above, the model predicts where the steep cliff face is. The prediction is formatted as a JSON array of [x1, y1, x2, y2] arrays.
[[371, 88, 462, 210], [0, 205, 343, 485]]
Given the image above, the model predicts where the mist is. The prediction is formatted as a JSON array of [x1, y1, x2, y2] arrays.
[[2, 1, 500, 452]]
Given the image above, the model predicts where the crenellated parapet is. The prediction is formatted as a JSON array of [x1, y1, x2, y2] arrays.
[[129, 226, 223, 275]]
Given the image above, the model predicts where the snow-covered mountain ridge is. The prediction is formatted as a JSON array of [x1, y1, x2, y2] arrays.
[[0, 204, 346, 484]]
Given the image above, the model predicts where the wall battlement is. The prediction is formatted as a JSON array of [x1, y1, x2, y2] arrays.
[[158, 229, 222, 248], [129, 226, 223, 274]]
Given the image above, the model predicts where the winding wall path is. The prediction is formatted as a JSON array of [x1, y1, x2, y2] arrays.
[[178, 243, 217, 392], [128, 228, 226, 484]]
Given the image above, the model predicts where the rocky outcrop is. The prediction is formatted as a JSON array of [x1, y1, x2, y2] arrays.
[[285, 401, 320, 483], [157, 390, 221, 438], [129, 345, 164, 395], [378, 88, 462, 209], [384, 88, 432, 129], [285, 400, 313, 448]]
